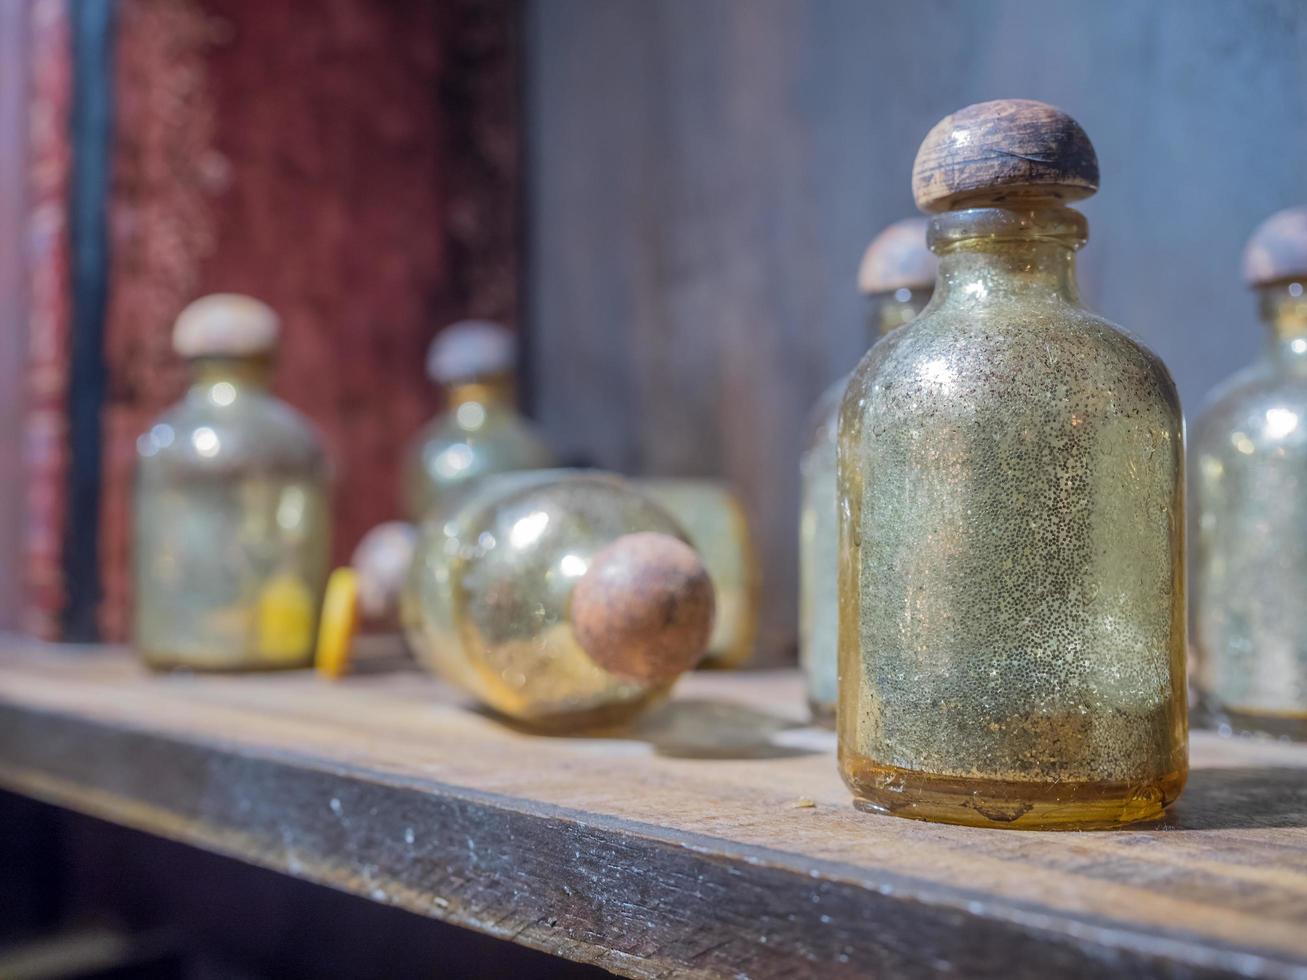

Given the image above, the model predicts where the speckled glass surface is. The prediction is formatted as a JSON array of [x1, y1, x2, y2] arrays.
[[134, 357, 330, 670], [837, 208, 1187, 829], [1194, 283, 1307, 736], [402, 376, 556, 522], [402, 470, 692, 728], [637, 478, 757, 668], [800, 289, 930, 724]]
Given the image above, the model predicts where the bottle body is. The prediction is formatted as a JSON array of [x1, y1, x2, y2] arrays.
[[134, 360, 330, 670], [637, 478, 757, 668], [402, 376, 555, 522], [837, 209, 1187, 829], [402, 470, 693, 728], [801, 288, 931, 724], [1194, 297, 1307, 735]]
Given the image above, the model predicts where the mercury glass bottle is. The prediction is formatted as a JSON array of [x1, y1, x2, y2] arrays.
[[838, 100, 1187, 829], [402, 470, 715, 730], [403, 320, 555, 521], [637, 478, 757, 668], [134, 294, 331, 670], [800, 218, 935, 724], [1194, 206, 1307, 737]]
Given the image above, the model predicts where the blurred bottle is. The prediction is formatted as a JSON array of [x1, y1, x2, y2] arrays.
[[1194, 206, 1307, 738], [403, 320, 555, 522], [637, 478, 757, 668], [799, 218, 935, 724], [134, 294, 331, 670], [402, 470, 715, 730]]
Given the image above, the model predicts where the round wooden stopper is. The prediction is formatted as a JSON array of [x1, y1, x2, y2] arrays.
[[912, 99, 1099, 213], [570, 532, 715, 685], [173, 293, 279, 359], [1242, 206, 1307, 287], [857, 217, 936, 295], [427, 320, 516, 384]]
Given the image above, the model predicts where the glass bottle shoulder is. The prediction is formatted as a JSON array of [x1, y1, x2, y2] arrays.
[[1194, 356, 1307, 459], [137, 388, 326, 478], [407, 404, 553, 475], [843, 303, 1181, 429]]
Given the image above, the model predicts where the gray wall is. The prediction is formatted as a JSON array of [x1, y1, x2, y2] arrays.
[[525, 0, 1307, 661]]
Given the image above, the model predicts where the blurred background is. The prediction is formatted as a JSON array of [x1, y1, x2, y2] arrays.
[[2, 0, 1306, 663]]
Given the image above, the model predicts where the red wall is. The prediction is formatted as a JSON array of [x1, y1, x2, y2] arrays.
[[22, 0, 73, 639]]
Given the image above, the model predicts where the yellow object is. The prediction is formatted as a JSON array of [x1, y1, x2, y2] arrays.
[[256, 571, 315, 662], [315, 567, 360, 679]]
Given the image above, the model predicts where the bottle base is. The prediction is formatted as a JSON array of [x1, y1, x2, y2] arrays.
[[845, 759, 1186, 831]]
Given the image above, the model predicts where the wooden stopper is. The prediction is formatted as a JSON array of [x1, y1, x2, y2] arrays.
[[912, 99, 1099, 213], [857, 217, 936, 295], [1242, 206, 1307, 287], [570, 532, 715, 685], [173, 293, 279, 359], [427, 320, 516, 384]]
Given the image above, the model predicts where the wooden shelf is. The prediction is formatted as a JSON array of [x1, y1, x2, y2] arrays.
[[2, 639, 1307, 978]]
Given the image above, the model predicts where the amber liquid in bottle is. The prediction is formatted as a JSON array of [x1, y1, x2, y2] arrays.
[[838, 204, 1187, 829]]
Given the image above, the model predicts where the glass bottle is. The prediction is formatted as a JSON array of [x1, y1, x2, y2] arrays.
[[800, 218, 935, 724], [134, 294, 331, 670], [1194, 206, 1307, 737], [636, 478, 757, 668], [402, 320, 555, 521], [402, 470, 715, 730], [838, 100, 1187, 829]]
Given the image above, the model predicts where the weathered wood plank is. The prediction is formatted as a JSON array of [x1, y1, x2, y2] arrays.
[[2, 640, 1307, 978]]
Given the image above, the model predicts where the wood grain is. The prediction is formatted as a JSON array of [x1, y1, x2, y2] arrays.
[[3, 640, 1307, 977], [911, 99, 1098, 213]]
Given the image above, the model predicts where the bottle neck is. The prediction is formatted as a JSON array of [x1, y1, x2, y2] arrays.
[[927, 207, 1086, 309], [866, 287, 932, 339], [1258, 281, 1307, 365], [446, 373, 517, 410], [187, 355, 274, 396]]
